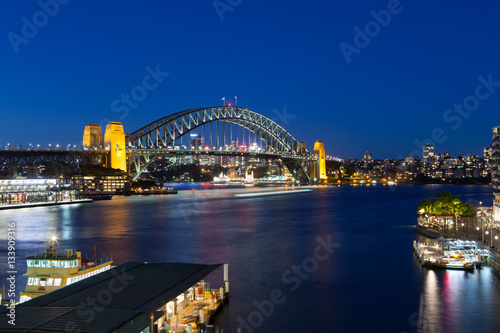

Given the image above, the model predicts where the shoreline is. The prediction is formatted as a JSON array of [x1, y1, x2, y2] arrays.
[[415, 224, 500, 274], [0, 199, 93, 211]]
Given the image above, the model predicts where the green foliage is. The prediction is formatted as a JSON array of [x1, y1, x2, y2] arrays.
[[80, 164, 126, 176], [418, 191, 473, 218], [252, 166, 269, 179], [131, 180, 157, 190]]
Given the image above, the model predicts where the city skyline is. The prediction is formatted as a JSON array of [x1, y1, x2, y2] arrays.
[[1, 1, 500, 159]]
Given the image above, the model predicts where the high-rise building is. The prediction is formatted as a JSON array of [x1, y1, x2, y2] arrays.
[[189, 134, 204, 149], [82, 124, 103, 150], [363, 151, 373, 162], [484, 144, 492, 161], [423, 143, 434, 161], [492, 127, 500, 222]]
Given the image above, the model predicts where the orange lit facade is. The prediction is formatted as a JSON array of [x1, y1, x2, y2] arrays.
[[104, 122, 127, 172]]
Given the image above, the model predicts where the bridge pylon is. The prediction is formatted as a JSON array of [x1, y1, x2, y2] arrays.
[[310, 141, 326, 181], [104, 122, 127, 172]]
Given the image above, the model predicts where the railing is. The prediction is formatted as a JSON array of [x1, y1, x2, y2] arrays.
[[417, 216, 500, 252]]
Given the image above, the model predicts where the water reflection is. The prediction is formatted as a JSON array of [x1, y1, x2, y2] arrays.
[[1, 185, 499, 332], [417, 267, 500, 333]]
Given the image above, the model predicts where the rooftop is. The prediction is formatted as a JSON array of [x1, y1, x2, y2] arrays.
[[1, 261, 223, 333]]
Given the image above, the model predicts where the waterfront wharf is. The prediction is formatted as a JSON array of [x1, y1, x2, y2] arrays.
[[166, 292, 228, 332], [0, 198, 93, 210], [0, 262, 229, 333], [413, 239, 490, 269]]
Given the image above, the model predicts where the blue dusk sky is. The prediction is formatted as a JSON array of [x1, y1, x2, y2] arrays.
[[0, 0, 499, 159]]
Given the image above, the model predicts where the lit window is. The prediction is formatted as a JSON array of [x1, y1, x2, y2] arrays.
[[54, 278, 61, 286], [27, 260, 33, 267], [62, 261, 70, 268], [34, 260, 40, 267], [47, 278, 53, 286], [28, 277, 34, 285], [40, 278, 46, 286], [42, 260, 50, 268], [73, 259, 78, 267], [66, 278, 72, 285], [52, 260, 60, 268], [33, 278, 40, 286]]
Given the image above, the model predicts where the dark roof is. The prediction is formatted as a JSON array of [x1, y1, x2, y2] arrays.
[[0, 307, 164, 333], [0, 261, 223, 333]]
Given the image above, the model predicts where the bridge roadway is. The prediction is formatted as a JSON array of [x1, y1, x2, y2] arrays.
[[0, 148, 314, 166], [0, 148, 315, 182]]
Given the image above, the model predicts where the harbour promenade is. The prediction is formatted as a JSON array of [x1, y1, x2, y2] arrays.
[[416, 216, 500, 274]]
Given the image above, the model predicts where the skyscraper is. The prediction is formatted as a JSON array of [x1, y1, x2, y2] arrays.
[[492, 127, 500, 221], [363, 151, 373, 162], [423, 143, 434, 161], [189, 134, 204, 149]]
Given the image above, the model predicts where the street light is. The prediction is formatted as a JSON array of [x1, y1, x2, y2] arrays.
[[491, 226, 494, 248]]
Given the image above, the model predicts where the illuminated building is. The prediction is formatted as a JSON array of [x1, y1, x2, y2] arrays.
[[82, 124, 103, 150], [76, 175, 131, 194], [363, 151, 373, 163], [493, 126, 500, 221], [423, 143, 434, 161], [313, 140, 326, 180], [104, 122, 127, 172], [189, 134, 204, 149], [0, 179, 79, 205]]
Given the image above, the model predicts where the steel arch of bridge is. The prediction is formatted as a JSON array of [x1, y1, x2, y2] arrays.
[[126, 106, 312, 180]]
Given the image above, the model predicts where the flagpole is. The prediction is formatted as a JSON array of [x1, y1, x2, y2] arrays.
[[222, 97, 225, 106], [234, 96, 237, 107]]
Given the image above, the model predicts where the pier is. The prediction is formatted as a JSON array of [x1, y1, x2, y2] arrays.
[[0, 198, 93, 210], [1, 262, 229, 333], [413, 238, 490, 269]]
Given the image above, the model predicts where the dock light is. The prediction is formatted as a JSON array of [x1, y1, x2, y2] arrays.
[[496, 236, 499, 240], [477, 227, 480, 230], [486, 231, 490, 235], [462, 223, 465, 226]]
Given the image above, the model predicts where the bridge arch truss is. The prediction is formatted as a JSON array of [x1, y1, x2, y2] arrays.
[[126, 106, 312, 181]]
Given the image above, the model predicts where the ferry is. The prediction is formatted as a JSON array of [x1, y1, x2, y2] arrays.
[[428, 257, 475, 271], [19, 237, 113, 303]]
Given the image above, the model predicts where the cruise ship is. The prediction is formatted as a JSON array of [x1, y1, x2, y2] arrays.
[[19, 238, 113, 303]]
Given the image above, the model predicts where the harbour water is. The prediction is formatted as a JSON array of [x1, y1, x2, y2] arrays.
[[1, 184, 499, 332]]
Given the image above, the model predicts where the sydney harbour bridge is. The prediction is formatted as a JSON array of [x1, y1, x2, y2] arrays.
[[0, 106, 326, 183]]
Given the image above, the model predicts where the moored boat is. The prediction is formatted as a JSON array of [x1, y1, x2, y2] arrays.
[[19, 237, 113, 303], [427, 257, 475, 271]]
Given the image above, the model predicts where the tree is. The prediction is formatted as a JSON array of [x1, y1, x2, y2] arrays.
[[417, 191, 473, 217]]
